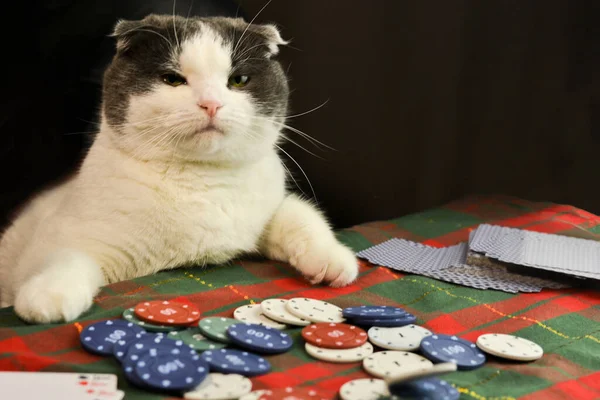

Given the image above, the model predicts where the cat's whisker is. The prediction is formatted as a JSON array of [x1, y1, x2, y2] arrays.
[[234, 43, 270, 63], [284, 100, 329, 119], [120, 27, 173, 47], [226, 110, 336, 151], [184, 0, 195, 34], [172, 0, 181, 49], [232, 0, 273, 57], [278, 134, 325, 159], [274, 144, 317, 201], [280, 158, 304, 196]]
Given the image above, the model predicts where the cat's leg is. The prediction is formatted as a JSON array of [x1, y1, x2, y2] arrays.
[[13, 249, 105, 323], [260, 194, 359, 287]]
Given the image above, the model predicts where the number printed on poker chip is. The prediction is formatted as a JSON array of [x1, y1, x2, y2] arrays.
[[134, 351, 208, 391], [227, 323, 293, 354], [134, 300, 201, 326], [420, 334, 486, 370], [80, 319, 145, 356], [301, 323, 368, 349], [201, 349, 272, 376], [124, 335, 196, 365]]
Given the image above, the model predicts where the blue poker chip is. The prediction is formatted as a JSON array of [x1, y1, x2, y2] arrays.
[[113, 332, 147, 362], [201, 349, 271, 376], [343, 305, 407, 319], [123, 362, 147, 388], [226, 323, 293, 354], [123, 335, 196, 365], [349, 313, 417, 327], [420, 334, 486, 370], [389, 378, 460, 400], [80, 319, 145, 356], [134, 351, 208, 391]]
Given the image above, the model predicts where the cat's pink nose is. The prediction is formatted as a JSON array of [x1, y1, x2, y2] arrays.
[[198, 100, 222, 118]]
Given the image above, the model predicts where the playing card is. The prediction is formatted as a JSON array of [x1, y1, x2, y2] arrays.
[[0, 372, 120, 399]]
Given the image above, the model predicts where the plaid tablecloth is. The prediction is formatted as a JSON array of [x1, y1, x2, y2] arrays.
[[1, 195, 599, 400]]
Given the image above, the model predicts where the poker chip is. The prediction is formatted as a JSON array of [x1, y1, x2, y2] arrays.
[[301, 323, 368, 349], [233, 305, 287, 330], [227, 323, 293, 354], [113, 332, 147, 362], [80, 319, 145, 356], [286, 298, 345, 323], [198, 317, 240, 343], [305, 342, 373, 363], [123, 335, 196, 365], [343, 306, 406, 320], [135, 350, 208, 391], [385, 362, 457, 385], [420, 334, 486, 370], [363, 351, 433, 378], [239, 390, 271, 400], [349, 313, 417, 327], [476, 333, 543, 361], [257, 387, 328, 400], [134, 300, 201, 326], [168, 328, 227, 352], [201, 349, 271, 377], [339, 378, 390, 400], [183, 373, 252, 400], [123, 362, 146, 388], [261, 299, 310, 326], [368, 324, 433, 351], [123, 308, 183, 333], [389, 378, 460, 400]]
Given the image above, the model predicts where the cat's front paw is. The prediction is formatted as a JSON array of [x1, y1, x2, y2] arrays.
[[14, 250, 104, 323], [295, 241, 359, 288]]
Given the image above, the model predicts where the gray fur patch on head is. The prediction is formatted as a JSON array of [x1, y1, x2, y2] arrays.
[[102, 15, 289, 130]]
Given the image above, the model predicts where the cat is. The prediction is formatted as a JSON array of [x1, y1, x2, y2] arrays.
[[0, 15, 359, 323]]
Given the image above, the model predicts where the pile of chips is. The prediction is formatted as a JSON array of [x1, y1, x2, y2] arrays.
[[79, 297, 544, 400]]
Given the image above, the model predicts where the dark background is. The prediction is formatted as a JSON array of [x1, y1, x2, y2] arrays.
[[1, 0, 599, 230]]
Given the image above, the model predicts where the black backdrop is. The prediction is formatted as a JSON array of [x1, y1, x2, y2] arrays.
[[1, 1, 599, 230]]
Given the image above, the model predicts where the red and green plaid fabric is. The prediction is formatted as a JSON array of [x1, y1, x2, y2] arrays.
[[1, 195, 599, 400]]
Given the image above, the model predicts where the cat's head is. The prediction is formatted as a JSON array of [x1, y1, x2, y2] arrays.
[[102, 15, 289, 164]]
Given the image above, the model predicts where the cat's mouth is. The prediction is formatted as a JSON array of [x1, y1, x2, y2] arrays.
[[195, 123, 224, 135]]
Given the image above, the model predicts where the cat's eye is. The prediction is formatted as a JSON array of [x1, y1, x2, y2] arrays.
[[161, 74, 187, 87], [229, 75, 250, 88]]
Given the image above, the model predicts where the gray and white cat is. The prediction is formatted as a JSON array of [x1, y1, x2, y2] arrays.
[[0, 15, 358, 323]]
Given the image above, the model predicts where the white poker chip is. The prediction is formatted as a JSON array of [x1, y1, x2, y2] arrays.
[[476, 333, 543, 361], [363, 350, 433, 378], [184, 373, 252, 400], [305, 342, 373, 363], [286, 298, 345, 323], [385, 362, 457, 385], [239, 390, 271, 400], [368, 324, 433, 351], [261, 299, 310, 326], [233, 304, 287, 330], [339, 378, 390, 400]]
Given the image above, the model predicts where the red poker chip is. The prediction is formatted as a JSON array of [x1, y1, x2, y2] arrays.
[[134, 300, 201, 326], [301, 323, 368, 349], [258, 387, 328, 400]]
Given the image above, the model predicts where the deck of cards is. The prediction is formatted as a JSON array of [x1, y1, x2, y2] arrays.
[[0, 372, 124, 400]]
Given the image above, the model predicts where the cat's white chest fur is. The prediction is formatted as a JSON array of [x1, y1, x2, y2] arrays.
[[65, 134, 287, 281]]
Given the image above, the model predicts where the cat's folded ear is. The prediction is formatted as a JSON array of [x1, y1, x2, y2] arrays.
[[110, 19, 143, 52], [254, 24, 289, 56]]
